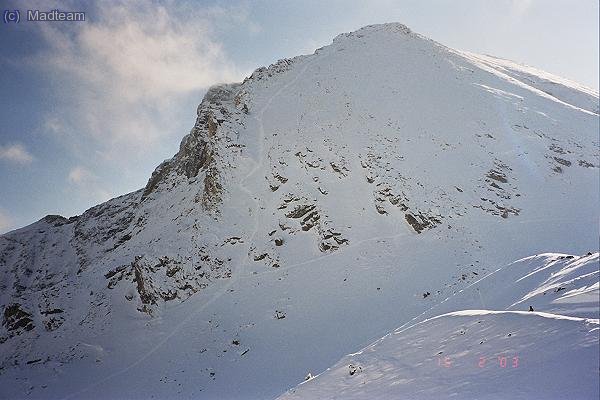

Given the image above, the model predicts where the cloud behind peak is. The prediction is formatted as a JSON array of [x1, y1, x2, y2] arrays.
[[0, 143, 34, 165]]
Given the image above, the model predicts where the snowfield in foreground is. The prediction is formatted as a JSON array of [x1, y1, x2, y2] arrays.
[[279, 311, 598, 400], [279, 253, 599, 400]]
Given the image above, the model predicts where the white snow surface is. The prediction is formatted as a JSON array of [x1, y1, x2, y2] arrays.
[[0, 23, 598, 399], [278, 253, 600, 400]]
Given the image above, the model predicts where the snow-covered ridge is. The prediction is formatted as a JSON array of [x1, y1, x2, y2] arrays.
[[332, 22, 413, 42], [278, 253, 600, 400], [1, 23, 598, 399], [460, 51, 599, 115]]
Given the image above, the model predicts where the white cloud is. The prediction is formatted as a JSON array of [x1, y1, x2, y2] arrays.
[[68, 166, 95, 185], [0, 143, 34, 165], [35, 0, 245, 162], [67, 165, 114, 204]]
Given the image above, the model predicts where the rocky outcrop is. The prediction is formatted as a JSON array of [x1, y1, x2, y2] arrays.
[[142, 83, 244, 213], [2, 304, 34, 335]]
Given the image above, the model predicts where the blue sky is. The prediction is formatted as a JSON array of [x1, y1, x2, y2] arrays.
[[0, 0, 598, 233]]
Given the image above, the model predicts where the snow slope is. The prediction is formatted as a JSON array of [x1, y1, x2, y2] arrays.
[[278, 253, 599, 399], [460, 52, 599, 115], [0, 23, 598, 399], [279, 311, 599, 400]]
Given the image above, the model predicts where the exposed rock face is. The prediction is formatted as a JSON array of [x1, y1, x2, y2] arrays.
[[142, 83, 243, 210], [2, 304, 34, 335]]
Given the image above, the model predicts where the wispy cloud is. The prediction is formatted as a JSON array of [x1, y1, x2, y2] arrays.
[[0, 143, 34, 165], [68, 166, 95, 185], [67, 165, 113, 204], [34, 0, 244, 162]]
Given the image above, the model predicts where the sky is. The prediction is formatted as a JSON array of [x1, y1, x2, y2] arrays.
[[0, 0, 598, 234]]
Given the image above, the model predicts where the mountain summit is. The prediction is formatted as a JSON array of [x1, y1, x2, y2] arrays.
[[1, 23, 598, 399]]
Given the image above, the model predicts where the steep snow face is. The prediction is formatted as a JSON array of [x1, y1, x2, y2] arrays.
[[278, 254, 600, 400], [0, 23, 598, 399], [460, 52, 599, 115]]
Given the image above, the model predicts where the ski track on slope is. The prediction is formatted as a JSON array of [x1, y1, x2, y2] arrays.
[[60, 58, 318, 400]]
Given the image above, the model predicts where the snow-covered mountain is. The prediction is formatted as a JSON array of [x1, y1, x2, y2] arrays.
[[0, 23, 598, 399]]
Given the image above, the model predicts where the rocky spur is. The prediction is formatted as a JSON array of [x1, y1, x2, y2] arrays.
[[27, 9, 85, 22]]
